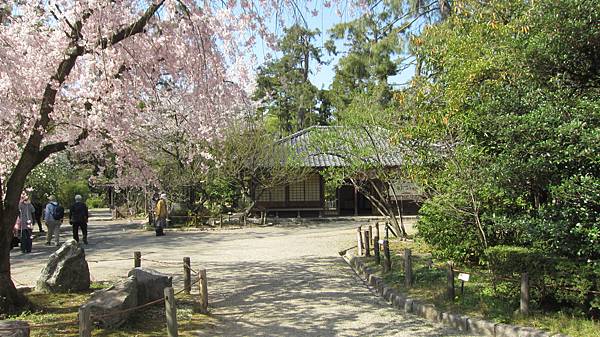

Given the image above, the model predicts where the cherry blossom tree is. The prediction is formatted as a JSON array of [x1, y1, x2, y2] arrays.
[[0, 0, 349, 314]]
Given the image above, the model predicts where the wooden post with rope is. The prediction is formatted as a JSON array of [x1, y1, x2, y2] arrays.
[[357, 226, 364, 256], [183, 257, 191, 295], [164, 287, 178, 337], [78, 305, 91, 337], [198, 269, 208, 314], [383, 240, 391, 272], [134, 251, 141, 268]]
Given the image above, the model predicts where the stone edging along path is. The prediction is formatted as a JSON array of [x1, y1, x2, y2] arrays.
[[341, 250, 570, 337]]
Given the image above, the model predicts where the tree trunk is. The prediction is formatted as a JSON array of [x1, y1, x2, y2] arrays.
[[367, 179, 407, 237], [0, 177, 31, 315]]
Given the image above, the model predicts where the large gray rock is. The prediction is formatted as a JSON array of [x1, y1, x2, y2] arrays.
[[86, 276, 138, 329], [36, 240, 90, 293], [0, 321, 30, 337], [127, 267, 172, 305]]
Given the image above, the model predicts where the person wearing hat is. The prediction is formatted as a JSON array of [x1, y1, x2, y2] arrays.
[[17, 193, 35, 253], [154, 193, 168, 236], [44, 195, 64, 246], [69, 194, 89, 244]]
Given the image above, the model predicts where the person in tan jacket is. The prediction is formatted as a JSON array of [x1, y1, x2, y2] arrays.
[[154, 193, 168, 236]]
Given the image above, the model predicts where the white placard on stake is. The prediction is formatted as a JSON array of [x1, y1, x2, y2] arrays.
[[458, 273, 470, 282]]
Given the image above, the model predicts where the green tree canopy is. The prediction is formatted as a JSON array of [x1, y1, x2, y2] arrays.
[[253, 25, 330, 135]]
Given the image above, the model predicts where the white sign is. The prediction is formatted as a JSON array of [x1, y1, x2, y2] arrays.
[[458, 273, 470, 282], [378, 240, 385, 244]]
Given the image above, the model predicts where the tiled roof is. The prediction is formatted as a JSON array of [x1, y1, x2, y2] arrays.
[[277, 126, 404, 168]]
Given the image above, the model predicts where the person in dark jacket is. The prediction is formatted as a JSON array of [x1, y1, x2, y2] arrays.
[[32, 198, 45, 233], [69, 195, 89, 244]]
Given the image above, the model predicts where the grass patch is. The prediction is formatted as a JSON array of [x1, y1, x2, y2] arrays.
[[362, 239, 600, 337], [10, 287, 214, 336]]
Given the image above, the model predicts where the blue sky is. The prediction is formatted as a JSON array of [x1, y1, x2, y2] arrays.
[[252, 5, 415, 90]]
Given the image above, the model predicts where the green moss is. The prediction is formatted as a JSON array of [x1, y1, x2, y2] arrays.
[[10, 290, 214, 337]]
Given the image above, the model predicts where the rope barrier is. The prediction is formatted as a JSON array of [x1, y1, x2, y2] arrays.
[[183, 262, 199, 275], [91, 296, 166, 320], [87, 257, 133, 263], [7, 253, 206, 333], [381, 245, 600, 297], [140, 257, 182, 266], [91, 276, 200, 320]]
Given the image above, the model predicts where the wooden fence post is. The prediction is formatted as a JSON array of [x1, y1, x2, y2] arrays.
[[78, 305, 91, 337], [357, 226, 364, 256], [134, 251, 141, 268], [373, 235, 380, 264], [404, 249, 412, 287], [198, 269, 209, 314], [447, 263, 455, 300], [183, 257, 191, 295], [364, 229, 371, 257], [164, 287, 178, 337], [385, 222, 389, 240], [520, 272, 529, 315], [383, 240, 391, 272]]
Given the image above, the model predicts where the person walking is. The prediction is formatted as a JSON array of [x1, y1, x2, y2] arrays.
[[44, 195, 64, 246], [32, 198, 45, 233], [69, 195, 89, 244], [18, 193, 35, 253], [154, 193, 168, 236]]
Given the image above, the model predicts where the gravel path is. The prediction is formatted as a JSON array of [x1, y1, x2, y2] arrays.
[[10, 212, 467, 336]]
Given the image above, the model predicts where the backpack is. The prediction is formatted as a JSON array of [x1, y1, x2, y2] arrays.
[[53, 204, 65, 220]]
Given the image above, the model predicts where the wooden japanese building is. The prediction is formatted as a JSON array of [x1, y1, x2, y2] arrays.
[[253, 126, 422, 217]]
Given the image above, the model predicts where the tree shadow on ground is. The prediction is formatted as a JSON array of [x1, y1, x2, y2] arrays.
[[193, 257, 462, 337]]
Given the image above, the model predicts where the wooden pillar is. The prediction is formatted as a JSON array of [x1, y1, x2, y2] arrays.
[[447, 263, 455, 300], [373, 235, 380, 264], [364, 229, 371, 257], [134, 251, 141, 268], [78, 305, 91, 337], [520, 272, 529, 315], [385, 222, 389, 240], [183, 257, 191, 295], [404, 249, 412, 287], [383, 240, 391, 272], [368, 225, 373, 246], [356, 226, 364, 256], [164, 287, 178, 337], [198, 269, 209, 314]]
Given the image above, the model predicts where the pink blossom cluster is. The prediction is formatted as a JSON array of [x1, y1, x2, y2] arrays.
[[0, 1, 264, 187]]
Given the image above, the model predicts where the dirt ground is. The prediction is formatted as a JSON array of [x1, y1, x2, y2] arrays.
[[10, 213, 466, 336]]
